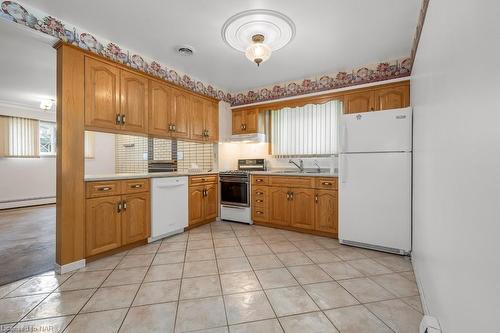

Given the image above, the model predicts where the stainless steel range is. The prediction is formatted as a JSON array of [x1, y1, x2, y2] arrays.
[[220, 159, 265, 224]]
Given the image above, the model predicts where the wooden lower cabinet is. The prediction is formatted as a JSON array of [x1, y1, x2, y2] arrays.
[[269, 187, 290, 226], [122, 192, 150, 245], [85, 195, 122, 257], [290, 188, 315, 230], [188, 176, 218, 227], [315, 190, 338, 234]]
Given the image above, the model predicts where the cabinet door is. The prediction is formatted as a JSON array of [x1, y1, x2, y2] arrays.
[[290, 188, 315, 230], [204, 183, 218, 220], [374, 85, 410, 111], [120, 70, 148, 134], [344, 91, 375, 114], [189, 185, 205, 225], [204, 101, 219, 142], [243, 109, 259, 133], [149, 80, 172, 137], [232, 110, 244, 134], [122, 192, 150, 245], [314, 190, 338, 234], [269, 187, 290, 226], [171, 89, 190, 139], [85, 195, 122, 256], [190, 96, 205, 141], [84, 57, 121, 130]]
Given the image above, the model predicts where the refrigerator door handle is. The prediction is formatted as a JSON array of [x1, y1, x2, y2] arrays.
[[342, 122, 348, 153]]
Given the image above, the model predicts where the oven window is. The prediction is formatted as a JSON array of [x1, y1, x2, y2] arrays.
[[221, 181, 248, 205]]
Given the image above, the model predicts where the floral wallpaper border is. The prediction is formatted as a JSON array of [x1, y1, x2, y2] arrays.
[[1, 0, 413, 107]]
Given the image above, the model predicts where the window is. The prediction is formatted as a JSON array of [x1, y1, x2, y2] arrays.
[[270, 100, 342, 157], [39, 121, 56, 156]]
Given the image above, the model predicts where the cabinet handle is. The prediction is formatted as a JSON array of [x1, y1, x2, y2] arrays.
[[97, 186, 111, 191], [130, 184, 142, 189], [117, 202, 122, 213], [115, 114, 122, 125], [121, 114, 126, 124], [322, 182, 332, 186], [173, 124, 176, 132], [168, 124, 173, 131], [255, 179, 263, 182], [290, 192, 294, 200], [243, 124, 247, 130], [256, 211, 264, 215], [315, 194, 318, 203], [256, 191, 263, 195], [122, 201, 127, 211], [286, 192, 290, 200], [256, 199, 263, 203]]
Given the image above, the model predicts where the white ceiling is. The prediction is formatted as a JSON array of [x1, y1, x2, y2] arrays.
[[21, 0, 420, 92], [0, 19, 56, 109]]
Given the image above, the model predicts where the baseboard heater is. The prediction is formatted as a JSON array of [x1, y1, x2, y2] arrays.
[[339, 239, 410, 256]]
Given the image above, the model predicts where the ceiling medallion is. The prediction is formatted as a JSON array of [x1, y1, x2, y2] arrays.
[[221, 9, 295, 67]]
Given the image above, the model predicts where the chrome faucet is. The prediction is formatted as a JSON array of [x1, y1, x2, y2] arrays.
[[313, 160, 321, 173], [289, 159, 304, 172]]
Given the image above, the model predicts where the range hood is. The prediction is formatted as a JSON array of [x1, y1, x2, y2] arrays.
[[229, 133, 266, 143]]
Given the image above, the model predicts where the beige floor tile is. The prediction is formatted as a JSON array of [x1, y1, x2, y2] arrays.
[[319, 262, 364, 280], [194, 327, 229, 333], [8, 275, 68, 297], [0, 294, 46, 324], [121, 302, 177, 333], [303, 281, 359, 310], [324, 305, 392, 333], [143, 263, 183, 282], [58, 270, 110, 291], [373, 255, 413, 272], [338, 278, 395, 303], [214, 237, 239, 248], [237, 236, 265, 245], [242, 244, 272, 256], [224, 290, 275, 325], [127, 242, 160, 255], [158, 241, 187, 252], [188, 239, 215, 250], [217, 257, 252, 274], [183, 260, 218, 278], [12, 316, 73, 333], [189, 232, 213, 241], [303, 250, 341, 264], [345, 259, 393, 276], [287, 265, 333, 285], [330, 247, 367, 260], [116, 254, 155, 269], [79, 256, 122, 272], [176, 296, 227, 332], [186, 248, 216, 262], [265, 286, 318, 317], [261, 234, 288, 243], [314, 238, 341, 249], [216, 246, 245, 259], [248, 254, 284, 270], [220, 272, 261, 295], [0, 278, 31, 298], [82, 284, 139, 312], [268, 241, 299, 254], [102, 267, 148, 287], [163, 233, 188, 243], [351, 247, 389, 258], [366, 299, 423, 333], [133, 279, 181, 306], [401, 295, 424, 313], [152, 251, 185, 265], [25, 289, 94, 320], [229, 318, 283, 333], [370, 273, 419, 297], [279, 311, 339, 333], [255, 268, 298, 289], [65, 309, 127, 333], [291, 240, 324, 251], [180, 275, 221, 299], [213, 231, 236, 239], [400, 270, 417, 282], [234, 229, 259, 237], [276, 252, 313, 267]]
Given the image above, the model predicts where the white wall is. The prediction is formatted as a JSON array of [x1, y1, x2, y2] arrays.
[[84, 131, 116, 175], [411, 1, 500, 332]]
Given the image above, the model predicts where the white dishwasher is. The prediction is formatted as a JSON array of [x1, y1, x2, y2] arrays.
[[149, 176, 188, 242]]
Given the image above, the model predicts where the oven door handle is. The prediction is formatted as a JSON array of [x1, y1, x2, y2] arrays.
[[219, 179, 250, 183], [221, 204, 248, 209]]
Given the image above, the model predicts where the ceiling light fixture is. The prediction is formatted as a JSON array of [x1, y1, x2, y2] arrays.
[[222, 9, 295, 67]]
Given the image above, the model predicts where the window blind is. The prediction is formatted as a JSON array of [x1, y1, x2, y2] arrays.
[[0, 116, 40, 157], [271, 100, 341, 157]]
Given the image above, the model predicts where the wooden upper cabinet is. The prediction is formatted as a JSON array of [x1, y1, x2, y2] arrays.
[[121, 192, 150, 245], [290, 188, 315, 230], [148, 80, 172, 137], [374, 85, 410, 111], [232, 108, 262, 134], [85, 195, 122, 256], [188, 185, 205, 226], [84, 57, 121, 130], [191, 96, 219, 142], [204, 101, 219, 142], [190, 96, 205, 141], [269, 187, 290, 226], [315, 190, 338, 234], [244, 108, 259, 133], [232, 110, 244, 134], [171, 89, 190, 139], [344, 91, 375, 114], [120, 70, 148, 134]]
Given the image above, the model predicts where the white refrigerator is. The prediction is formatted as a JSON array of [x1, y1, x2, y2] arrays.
[[339, 107, 412, 254]]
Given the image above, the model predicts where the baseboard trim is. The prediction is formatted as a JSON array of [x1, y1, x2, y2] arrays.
[[55, 259, 86, 274], [411, 256, 431, 315], [0, 197, 56, 210]]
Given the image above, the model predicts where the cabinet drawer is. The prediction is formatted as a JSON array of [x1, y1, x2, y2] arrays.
[[252, 175, 269, 185], [269, 176, 315, 188], [252, 186, 268, 197], [252, 206, 268, 222], [122, 179, 149, 194], [315, 177, 338, 190], [86, 181, 121, 198], [189, 175, 218, 185]]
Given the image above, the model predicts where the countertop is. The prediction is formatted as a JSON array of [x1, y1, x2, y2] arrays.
[[250, 170, 338, 177], [84, 171, 219, 182]]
